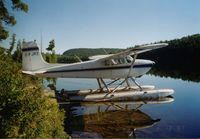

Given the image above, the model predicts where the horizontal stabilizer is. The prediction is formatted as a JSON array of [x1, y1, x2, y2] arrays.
[[22, 70, 45, 75]]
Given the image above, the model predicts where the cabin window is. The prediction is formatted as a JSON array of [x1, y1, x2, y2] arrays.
[[107, 58, 126, 65], [119, 58, 125, 64], [113, 58, 120, 64], [105, 57, 127, 66], [126, 56, 132, 63]]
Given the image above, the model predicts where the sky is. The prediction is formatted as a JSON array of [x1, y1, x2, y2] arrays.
[[1, 0, 200, 54]]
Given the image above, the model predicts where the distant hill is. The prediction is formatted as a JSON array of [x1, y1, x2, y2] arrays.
[[58, 48, 124, 63], [138, 34, 200, 82], [63, 48, 124, 57]]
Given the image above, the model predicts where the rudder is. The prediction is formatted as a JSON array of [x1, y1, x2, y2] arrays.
[[22, 41, 48, 71]]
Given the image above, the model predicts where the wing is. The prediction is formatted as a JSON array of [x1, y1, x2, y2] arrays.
[[94, 43, 168, 62], [89, 54, 112, 60]]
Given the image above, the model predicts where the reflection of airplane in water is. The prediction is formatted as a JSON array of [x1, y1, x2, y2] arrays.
[[22, 41, 174, 101], [63, 97, 174, 138]]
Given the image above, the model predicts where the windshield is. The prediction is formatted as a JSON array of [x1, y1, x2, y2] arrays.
[[126, 55, 133, 63]]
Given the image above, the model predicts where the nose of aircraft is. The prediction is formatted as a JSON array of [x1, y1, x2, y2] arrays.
[[136, 59, 155, 67], [151, 60, 155, 65], [145, 60, 155, 66]]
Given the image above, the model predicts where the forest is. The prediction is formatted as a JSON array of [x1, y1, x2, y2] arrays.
[[138, 34, 200, 82], [57, 48, 124, 63]]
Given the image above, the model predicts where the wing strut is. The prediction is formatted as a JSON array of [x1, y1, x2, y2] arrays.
[[127, 53, 137, 78], [100, 78, 110, 92]]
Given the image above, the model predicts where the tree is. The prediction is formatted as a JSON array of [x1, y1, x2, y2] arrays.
[[13, 40, 22, 62], [51, 49, 57, 63], [45, 40, 57, 63], [138, 34, 200, 82], [7, 33, 16, 55], [0, 0, 28, 41], [45, 40, 57, 88], [46, 40, 55, 51]]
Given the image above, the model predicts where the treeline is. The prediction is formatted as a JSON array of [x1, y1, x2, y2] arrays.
[[138, 34, 200, 82], [63, 48, 124, 57], [43, 40, 57, 63], [57, 55, 88, 63], [58, 48, 123, 63]]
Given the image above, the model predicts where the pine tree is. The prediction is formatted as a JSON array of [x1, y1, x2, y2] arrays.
[[46, 40, 55, 51], [0, 0, 28, 41], [46, 40, 57, 63], [7, 33, 16, 55]]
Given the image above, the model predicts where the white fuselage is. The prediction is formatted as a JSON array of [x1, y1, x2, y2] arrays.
[[39, 59, 154, 79], [22, 41, 155, 79]]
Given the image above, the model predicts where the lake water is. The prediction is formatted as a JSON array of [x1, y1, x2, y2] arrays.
[[49, 75, 200, 138]]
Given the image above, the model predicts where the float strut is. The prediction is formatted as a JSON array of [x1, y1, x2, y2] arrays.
[[100, 78, 110, 93], [130, 77, 143, 91], [97, 78, 103, 92], [107, 78, 120, 86], [135, 104, 143, 110], [125, 78, 131, 88], [110, 79, 127, 95]]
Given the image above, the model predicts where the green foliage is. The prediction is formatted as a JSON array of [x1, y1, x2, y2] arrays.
[[57, 55, 87, 63], [44, 52, 51, 63], [46, 40, 55, 51], [0, 51, 68, 138], [44, 40, 57, 63], [63, 48, 124, 57], [44, 52, 57, 63], [138, 34, 200, 82], [0, 23, 9, 40], [60, 48, 123, 63], [0, 0, 28, 41], [0, 46, 6, 55], [51, 50, 57, 63]]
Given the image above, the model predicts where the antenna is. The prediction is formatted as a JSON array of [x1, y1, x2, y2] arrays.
[[40, 31, 43, 53]]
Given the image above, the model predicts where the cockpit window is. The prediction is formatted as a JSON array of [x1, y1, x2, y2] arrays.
[[126, 56, 133, 63], [105, 57, 132, 65], [105, 57, 126, 65], [119, 58, 125, 64], [113, 58, 120, 64]]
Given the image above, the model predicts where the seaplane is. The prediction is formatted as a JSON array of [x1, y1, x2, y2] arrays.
[[22, 40, 174, 101]]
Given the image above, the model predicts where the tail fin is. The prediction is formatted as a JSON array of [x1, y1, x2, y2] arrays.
[[22, 41, 48, 71]]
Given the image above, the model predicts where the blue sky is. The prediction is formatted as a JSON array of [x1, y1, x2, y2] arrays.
[[1, 0, 200, 54]]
